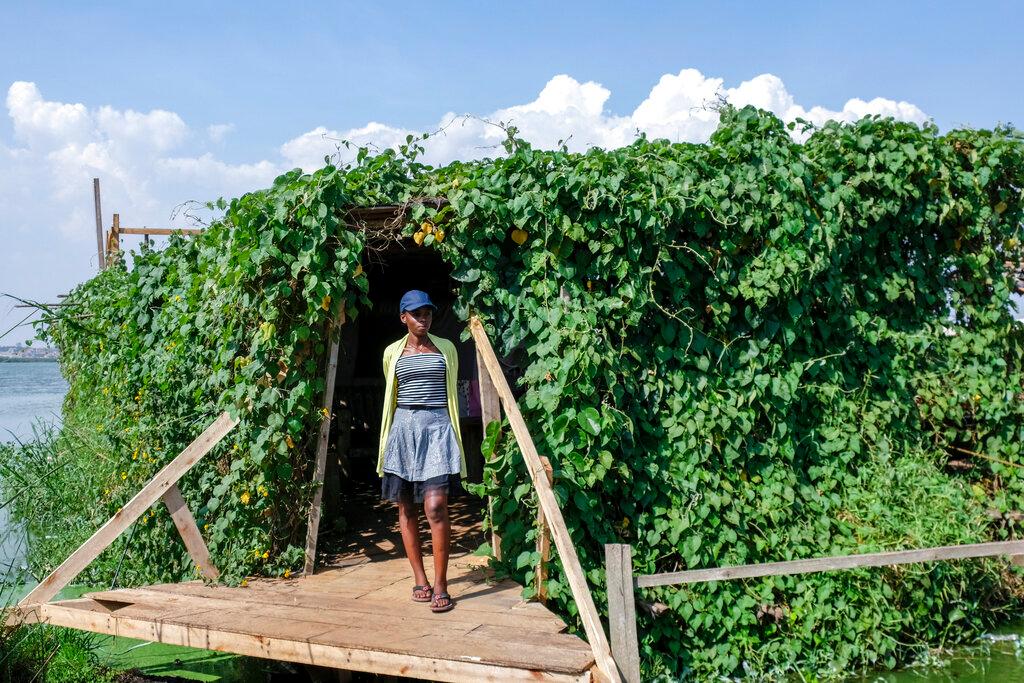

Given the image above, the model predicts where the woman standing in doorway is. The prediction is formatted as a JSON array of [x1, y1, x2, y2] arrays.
[[378, 289, 467, 613]]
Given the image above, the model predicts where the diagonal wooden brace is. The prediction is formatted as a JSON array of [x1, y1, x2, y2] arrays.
[[19, 412, 237, 607], [162, 483, 219, 580], [469, 316, 622, 683]]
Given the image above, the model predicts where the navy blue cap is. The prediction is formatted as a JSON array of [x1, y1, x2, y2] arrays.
[[400, 290, 435, 313]]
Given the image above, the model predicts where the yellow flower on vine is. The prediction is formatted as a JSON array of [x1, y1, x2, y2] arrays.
[[240, 491, 251, 505], [285, 435, 295, 449], [262, 551, 269, 560], [284, 568, 291, 578], [120, 471, 127, 480]]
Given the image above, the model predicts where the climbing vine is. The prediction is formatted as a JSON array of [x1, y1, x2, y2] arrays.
[[31, 106, 1024, 679]]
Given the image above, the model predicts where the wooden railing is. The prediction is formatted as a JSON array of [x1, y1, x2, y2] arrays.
[[604, 539, 1024, 683], [470, 316, 622, 683], [17, 413, 238, 607]]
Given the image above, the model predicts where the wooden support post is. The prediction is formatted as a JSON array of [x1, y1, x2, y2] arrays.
[[304, 308, 346, 575], [93, 178, 105, 269], [469, 316, 621, 683], [106, 213, 121, 264], [605, 544, 641, 683], [476, 345, 503, 561], [19, 413, 238, 606], [162, 483, 220, 580], [536, 455, 553, 603]]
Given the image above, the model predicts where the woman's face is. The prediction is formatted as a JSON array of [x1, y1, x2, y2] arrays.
[[401, 306, 433, 336]]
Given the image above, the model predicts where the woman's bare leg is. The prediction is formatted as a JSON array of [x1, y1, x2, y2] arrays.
[[397, 497, 430, 596], [423, 490, 451, 605]]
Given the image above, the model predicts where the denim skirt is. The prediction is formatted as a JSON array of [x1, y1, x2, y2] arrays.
[[381, 406, 463, 503]]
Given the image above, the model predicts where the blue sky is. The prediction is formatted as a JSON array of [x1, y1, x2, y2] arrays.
[[1, 1, 1022, 337]]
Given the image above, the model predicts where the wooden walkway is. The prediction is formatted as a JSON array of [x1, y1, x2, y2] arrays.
[[21, 555, 595, 681], [17, 492, 598, 682]]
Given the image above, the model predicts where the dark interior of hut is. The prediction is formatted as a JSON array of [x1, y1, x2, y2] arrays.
[[317, 238, 488, 560]]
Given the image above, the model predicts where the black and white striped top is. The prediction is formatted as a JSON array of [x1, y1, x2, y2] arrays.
[[395, 352, 448, 407]]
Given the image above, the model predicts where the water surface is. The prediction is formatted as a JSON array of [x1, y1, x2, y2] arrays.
[[0, 361, 67, 442]]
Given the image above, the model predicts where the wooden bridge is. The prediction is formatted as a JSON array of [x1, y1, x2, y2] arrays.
[[20, 552, 597, 681], [12, 318, 621, 682]]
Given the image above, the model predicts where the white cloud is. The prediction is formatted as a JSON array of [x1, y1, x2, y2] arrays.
[[277, 68, 929, 171], [0, 71, 930, 339], [207, 123, 234, 143]]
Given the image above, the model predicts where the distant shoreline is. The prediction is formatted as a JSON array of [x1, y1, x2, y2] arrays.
[[0, 357, 59, 363]]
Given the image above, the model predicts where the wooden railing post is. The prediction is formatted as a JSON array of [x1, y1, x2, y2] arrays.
[[536, 455, 553, 602], [304, 308, 346, 575], [475, 345, 503, 561], [605, 544, 641, 683], [470, 316, 621, 683]]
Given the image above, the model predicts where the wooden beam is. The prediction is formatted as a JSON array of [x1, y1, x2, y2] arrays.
[[93, 178, 105, 269], [162, 483, 220, 580], [107, 213, 121, 264], [604, 545, 640, 683], [19, 412, 238, 606], [476, 345, 503, 561], [304, 308, 346, 575], [536, 456, 553, 603], [469, 316, 620, 683], [637, 539, 1024, 588], [118, 227, 204, 236], [24, 600, 592, 683]]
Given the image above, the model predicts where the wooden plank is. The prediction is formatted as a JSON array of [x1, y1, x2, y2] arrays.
[[118, 227, 204, 236], [305, 308, 346, 575], [93, 178, 105, 269], [604, 545, 640, 683], [83, 588, 485, 638], [18, 412, 238, 606], [536, 456, 553, 603], [476, 345, 503, 561], [81, 588, 592, 668], [469, 316, 620, 683], [127, 581, 570, 631], [638, 539, 1024, 588], [161, 483, 219, 580], [32, 601, 591, 682]]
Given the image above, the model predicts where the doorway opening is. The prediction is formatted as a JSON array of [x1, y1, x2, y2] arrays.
[[318, 239, 486, 560]]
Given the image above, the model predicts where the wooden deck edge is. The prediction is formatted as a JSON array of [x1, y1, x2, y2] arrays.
[[24, 601, 592, 683]]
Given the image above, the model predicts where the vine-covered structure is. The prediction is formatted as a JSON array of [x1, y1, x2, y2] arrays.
[[40, 107, 1024, 679]]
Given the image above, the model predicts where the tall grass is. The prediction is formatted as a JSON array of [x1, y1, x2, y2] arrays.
[[0, 418, 128, 683]]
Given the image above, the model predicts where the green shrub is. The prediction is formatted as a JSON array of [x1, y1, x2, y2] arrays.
[[24, 106, 1024, 679]]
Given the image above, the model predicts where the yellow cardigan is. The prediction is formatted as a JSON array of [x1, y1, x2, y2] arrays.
[[377, 332, 467, 478]]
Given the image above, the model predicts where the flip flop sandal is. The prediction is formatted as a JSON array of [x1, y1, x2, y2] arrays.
[[412, 584, 433, 602], [431, 591, 455, 613]]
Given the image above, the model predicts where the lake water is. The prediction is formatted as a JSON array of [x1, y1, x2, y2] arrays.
[[0, 361, 67, 442], [0, 361, 66, 580]]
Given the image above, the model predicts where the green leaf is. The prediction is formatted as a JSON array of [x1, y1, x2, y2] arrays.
[[577, 407, 601, 436]]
